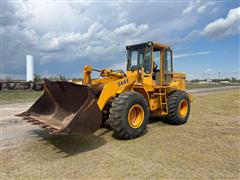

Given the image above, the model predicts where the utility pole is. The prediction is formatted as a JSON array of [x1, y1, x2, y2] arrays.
[[218, 72, 221, 80], [203, 72, 205, 80]]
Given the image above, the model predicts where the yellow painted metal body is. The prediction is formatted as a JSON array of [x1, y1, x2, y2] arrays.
[[77, 41, 191, 117]]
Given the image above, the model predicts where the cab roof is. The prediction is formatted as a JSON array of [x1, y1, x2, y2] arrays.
[[126, 41, 171, 50]]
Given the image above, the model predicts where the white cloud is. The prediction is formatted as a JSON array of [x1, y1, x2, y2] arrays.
[[1, 1, 236, 78], [118, 12, 128, 23], [37, 22, 145, 64], [182, 1, 217, 15], [88, 22, 103, 35], [114, 23, 148, 37], [36, 22, 104, 53], [27, 1, 86, 33], [109, 62, 127, 71], [205, 68, 213, 72], [202, 7, 240, 39], [173, 51, 212, 59], [38, 32, 84, 52], [170, 30, 200, 45], [1, 1, 152, 67], [182, 1, 200, 15], [197, 2, 215, 14]]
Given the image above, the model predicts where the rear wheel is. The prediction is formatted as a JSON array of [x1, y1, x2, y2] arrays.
[[165, 90, 190, 125], [109, 91, 149, 139]]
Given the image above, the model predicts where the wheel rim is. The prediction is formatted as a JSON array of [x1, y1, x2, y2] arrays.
[[178, 99, 188, 118], [128, 104, 144, 128]]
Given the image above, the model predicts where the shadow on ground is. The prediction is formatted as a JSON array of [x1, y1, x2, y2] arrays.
[[149, 115, 168, 125], [26, 116, 166, 156], [28, 129, 106, 157]]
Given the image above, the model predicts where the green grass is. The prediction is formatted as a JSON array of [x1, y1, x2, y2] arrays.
[[1, 90, 240, 179], [186, 83, 234, 89], [0, 84, 237, 104], [0, 90, 42, 104]]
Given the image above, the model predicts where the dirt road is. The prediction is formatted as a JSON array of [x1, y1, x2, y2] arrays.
[[1, 87, 239, 179], [187, 86, 240, 96], [0, 102, 45, 150]]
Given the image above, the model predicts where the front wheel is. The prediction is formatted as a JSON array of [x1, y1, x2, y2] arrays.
[[165, 90, 191, 125], [109, 91, 150, 139]]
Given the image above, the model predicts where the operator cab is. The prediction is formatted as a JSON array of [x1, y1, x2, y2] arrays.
[[126, 41, 173, 85]]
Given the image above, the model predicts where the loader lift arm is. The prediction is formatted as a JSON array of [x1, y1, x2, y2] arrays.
[[82, 65, 137, 111], [82, 65, 126, 86]]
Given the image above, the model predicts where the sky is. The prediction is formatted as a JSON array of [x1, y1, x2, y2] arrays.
[[0, 0, 239, 80]]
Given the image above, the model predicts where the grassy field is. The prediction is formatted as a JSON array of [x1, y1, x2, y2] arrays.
[[1, 90, 240, 179], [186, 83, 236, 89], [0, 84, 237, 104], [0, 90, 42, 104]]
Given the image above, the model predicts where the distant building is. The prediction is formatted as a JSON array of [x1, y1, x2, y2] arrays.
[[220, 81, 231, 84], [194, 81, 209, 85]]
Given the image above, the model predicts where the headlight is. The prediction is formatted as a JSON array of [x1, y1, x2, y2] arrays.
[[138, 68, 142, 74]]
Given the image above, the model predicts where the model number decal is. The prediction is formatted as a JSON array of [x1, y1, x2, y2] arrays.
[[118, 79, 129, 87]]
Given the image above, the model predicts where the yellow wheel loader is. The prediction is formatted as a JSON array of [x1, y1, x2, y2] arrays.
[[17, 41, 192, 139]]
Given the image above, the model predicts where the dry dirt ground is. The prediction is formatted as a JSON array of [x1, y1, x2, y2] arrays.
[[0, 89, 240, 179]]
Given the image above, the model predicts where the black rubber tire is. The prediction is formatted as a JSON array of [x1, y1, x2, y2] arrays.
[[165, 90, 191, 125], [109, 91, 149, 139]]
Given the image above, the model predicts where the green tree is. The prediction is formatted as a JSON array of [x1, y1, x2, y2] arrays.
[[34, 74, 42, 82], [59, 75, 67, 81], [5, 76, 12, 81], [231, 77, 237, 82]]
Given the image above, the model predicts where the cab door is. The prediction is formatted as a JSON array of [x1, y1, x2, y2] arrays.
[[152, 48, 161, 84]]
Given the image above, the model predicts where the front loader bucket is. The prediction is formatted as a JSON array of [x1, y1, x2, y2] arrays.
[[17, 79, 102, 135]]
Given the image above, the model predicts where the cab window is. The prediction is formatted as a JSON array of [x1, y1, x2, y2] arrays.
[[164, 50, 173, 72], [144, 47, 152, 74], [153, 49, 160, 71], [127, 49, 145, 70]]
